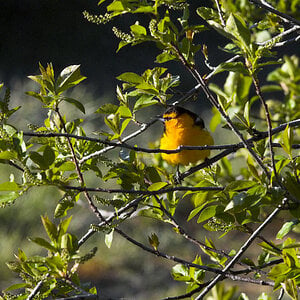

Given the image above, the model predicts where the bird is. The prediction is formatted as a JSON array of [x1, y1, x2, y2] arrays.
[[160, 106, 214, 165]]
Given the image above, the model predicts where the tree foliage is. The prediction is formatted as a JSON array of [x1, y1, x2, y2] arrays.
[[1, 0, 300, 299]]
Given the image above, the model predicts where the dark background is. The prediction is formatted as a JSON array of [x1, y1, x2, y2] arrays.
[[0, 0, 163, 96], [0, 0, 230, 99], [1, 1, 297, 96]]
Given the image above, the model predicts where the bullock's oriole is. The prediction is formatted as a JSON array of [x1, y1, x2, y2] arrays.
[[160, 106, 213, 165]]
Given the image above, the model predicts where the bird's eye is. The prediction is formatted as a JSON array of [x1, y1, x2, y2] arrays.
[[164, 116, 174, 121]]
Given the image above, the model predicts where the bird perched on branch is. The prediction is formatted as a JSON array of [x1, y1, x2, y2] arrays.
[[160, 106, 214, 165]]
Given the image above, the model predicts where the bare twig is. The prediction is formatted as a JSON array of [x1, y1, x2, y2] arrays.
[[252, 75, 277, 179], [114, 224, 276, 286], [256, 25, 300, 47], [205, 55, 241, 80], [195, 197, 288, 299], [62, 185, 223, 195], [277, 288, 285, 300], [58, 278, 95, 299], [153, 194, 233, 258], [248, 0, 300, 26], [79, 118, 158, 163], [55, 294, 97, 300], [26, 274, 49, 300], [271, 34, 300, 47], [22, 120, 300, 155], [214, 0, 226, 27]]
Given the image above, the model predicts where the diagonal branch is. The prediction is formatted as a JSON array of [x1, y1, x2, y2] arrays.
[[248, 0, 300, 26], [195, 197, 288, 299]]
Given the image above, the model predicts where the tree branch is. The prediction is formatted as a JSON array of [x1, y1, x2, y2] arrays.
[[22, 119, 300, 155], [195, 197, 288, 299], [248, 0, 300, 26], [62, 185, 223, 195]]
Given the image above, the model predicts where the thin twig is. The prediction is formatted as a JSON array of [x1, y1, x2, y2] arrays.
[[248, 0, 300, 26], [62, 185, 224, 195], [214, 0, 226, 27], [79, 118, 158, 163], [195, 197, 288, 299], [153, 194, 233, 259], [243, 224, 282, 253], [22, 120, 300, 154], [58, 278, 96, 299], [26, 274, 49, 300], [256, 25, 300, 47], [205, 55, 241, 80], [277, 288, 285, 300], [78, 195, 146, 246], [252, 75, 277, 179], [271, 34, 300, 47], [153, 195, 266, 275], [113, 224, 275, 286]]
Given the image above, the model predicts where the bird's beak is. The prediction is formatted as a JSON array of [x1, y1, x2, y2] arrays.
[[156, 115, 165, 123]]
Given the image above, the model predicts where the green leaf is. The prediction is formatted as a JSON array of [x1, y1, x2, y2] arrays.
[[225, 180, 256, 192], [145, 166, 161, 183], [107, 0, 124, 12], [226, 14, 251, 52], [26, 91, 46, 103], [17, 248, 27, 262], [196, 7, 219, 21], [105, 229, 114, 248], [0, 150, 17, 160], [54, 199, 74, 218], [135, 82, 159, 94], [43, 146, 55, 166], [117, 105, 132, 118], [0, 192, 19, 207], [130, 24, 147, 35], [187, 206, 202, 222], [95, 103, 119, 114], [4, 283, 28, 292], [148, 232, 160, 250], [58, 216, 73, 236], [247, 157, 261, 181], [214, 62, 249, 76], [41, 215, 58, 244], [171, 264, 190, 282], [30, 151, 47, 169], [282, 279, 298, 300], [197, 205, 220, 223], [133, 95, 156, 111], [63, 97, 86, 113], [134, 6, 155, 13], [210, 107, 221, 132], [0, 181, 21, 191], [57, 65, 86, 94], [29, 237, 56, 252], [57, 161, 76, 172], [155, 52, 177, 63], [280, 124, 293, 156], [116, 72, 144, 84], [148, 182, 168, 191]]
